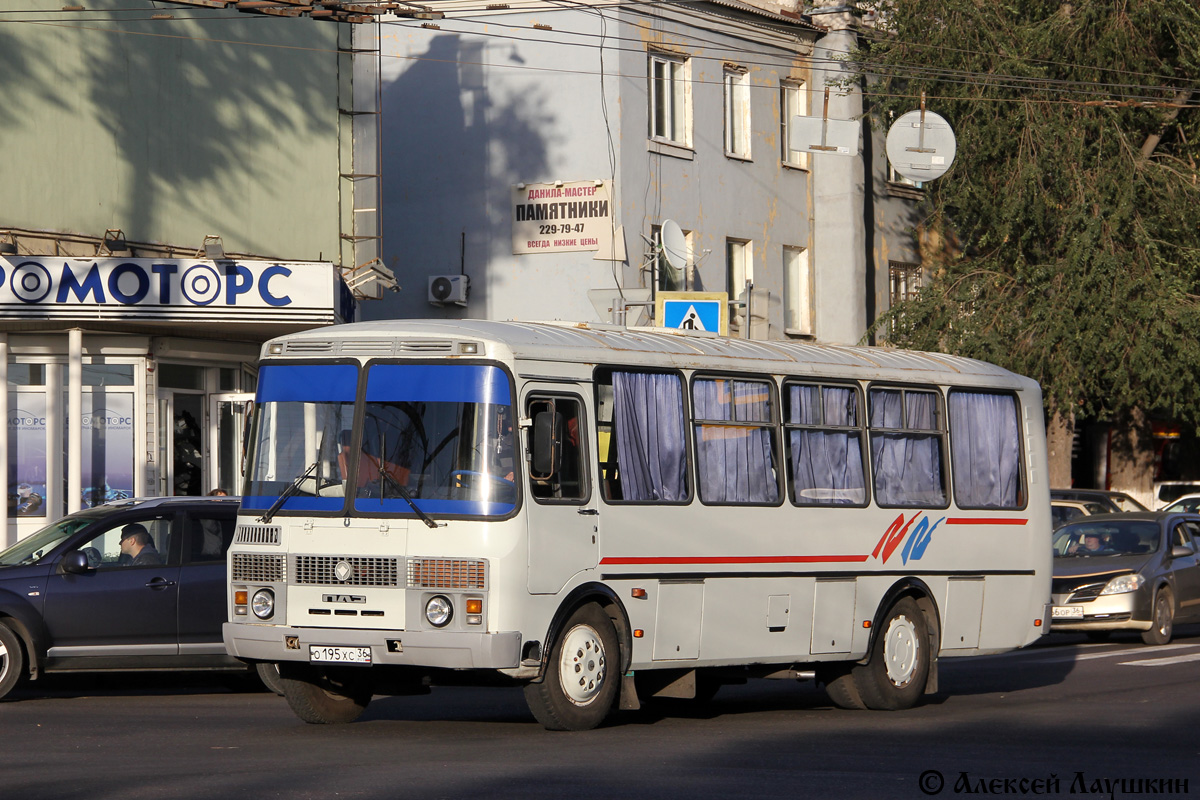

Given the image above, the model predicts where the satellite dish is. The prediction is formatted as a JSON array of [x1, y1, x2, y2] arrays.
[[885, 109, 957, 183], [660, 220, 687, 272]]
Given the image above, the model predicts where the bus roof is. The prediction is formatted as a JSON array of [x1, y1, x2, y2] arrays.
[[266, 319, 1032, 388]]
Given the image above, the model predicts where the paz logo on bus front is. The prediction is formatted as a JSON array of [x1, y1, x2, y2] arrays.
[[322, 594, 366, 604]]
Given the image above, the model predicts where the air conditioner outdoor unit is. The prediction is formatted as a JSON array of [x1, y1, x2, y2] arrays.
[[428, 274, 470, 306]]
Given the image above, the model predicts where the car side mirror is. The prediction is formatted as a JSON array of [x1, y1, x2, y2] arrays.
[[1171, 543, 1196, 559], [60, 550, 92, 575]]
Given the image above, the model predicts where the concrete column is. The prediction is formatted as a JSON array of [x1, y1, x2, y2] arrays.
[[68, 329, 82, 515], [810, 10, 866, 346]]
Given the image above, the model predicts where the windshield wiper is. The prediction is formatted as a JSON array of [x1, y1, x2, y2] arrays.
[[377, 468, 440, 529], [260, 461, 319, 524]]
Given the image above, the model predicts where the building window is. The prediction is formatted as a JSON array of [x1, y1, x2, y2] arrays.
[[888, 160, 924, 190], [649, 53, 689, 146], [781, 81, 808, 169], [724, 66, 751, 158], [783, 245, 812, 336], [889, 260, 922, 306], [726, 238, 751, 301]]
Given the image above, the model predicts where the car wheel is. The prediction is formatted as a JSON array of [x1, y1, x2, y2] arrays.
[[0, 623, 25, 700], [853, 597, 930, 711], [256, 662, 287, 697], [1141, 588, 1173, 646], [524, 604, 619, 731], [280, 665, 373, 724]]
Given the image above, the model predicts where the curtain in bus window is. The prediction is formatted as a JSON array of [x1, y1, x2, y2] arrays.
[[612, 371, 686, 501], [788, 385, 865, 505], [693, 379, 778, 504], [949, 392, 1021, 508], [870, 389, 945, 507]]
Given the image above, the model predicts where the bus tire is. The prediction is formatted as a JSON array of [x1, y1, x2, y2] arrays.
[[821, 663, 867, 710], [524, 603, 619, 731], [0, 623, 25, 700], [256, 662, 287, 697], [281, 667, 373, 724], [1141, 588, 1173, 646], [854, 597, 929, 711]]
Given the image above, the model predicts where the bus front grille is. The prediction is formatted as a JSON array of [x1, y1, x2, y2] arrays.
[[234, 525, 281, 545], [407, 557, 487, 590], [232, 553, 287, 583], [293, 555, 400, 587]]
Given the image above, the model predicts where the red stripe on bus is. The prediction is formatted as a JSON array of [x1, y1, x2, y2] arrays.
[[599, 554, 871, 566], [946, 518, 1028, 525]]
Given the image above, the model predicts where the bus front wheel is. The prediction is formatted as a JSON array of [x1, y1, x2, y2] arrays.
[[525, 603, 619, 731], [854, 597, 930, 711], [280, 665, 373, 724]]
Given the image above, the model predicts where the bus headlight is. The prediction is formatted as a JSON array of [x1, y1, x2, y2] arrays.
[[425, 595, 453, 627], [251, 588, 275, 619]]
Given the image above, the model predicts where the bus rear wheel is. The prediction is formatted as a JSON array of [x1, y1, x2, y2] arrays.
[[525, 604, 619, 731], [854, 597, 930, 711], [280, 666, 373, 724]]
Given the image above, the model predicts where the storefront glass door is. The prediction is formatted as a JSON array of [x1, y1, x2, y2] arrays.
[[210, 393, 253, 497]]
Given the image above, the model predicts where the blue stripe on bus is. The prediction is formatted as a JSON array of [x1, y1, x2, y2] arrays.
[[353, 497, 516, 517], [257, 364, 359, 403], [240, 495, 346, 512], [364, 364, 510, 405]]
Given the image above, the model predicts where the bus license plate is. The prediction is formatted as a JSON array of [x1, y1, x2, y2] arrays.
[[1052, 606, 1084, 619], [309, 645, 372, 664]]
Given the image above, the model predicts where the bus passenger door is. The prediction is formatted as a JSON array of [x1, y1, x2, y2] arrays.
[[524, 391, 598, 594]]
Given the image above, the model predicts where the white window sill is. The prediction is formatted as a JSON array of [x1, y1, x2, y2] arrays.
[[781, 161, 810, 172], [784, 328, 816, 339], [647, 139, 694, 160], [724, 152, 753, 163]]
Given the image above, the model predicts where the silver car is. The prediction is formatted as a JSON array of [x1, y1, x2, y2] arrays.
[[1051, 512, 1200, 645]]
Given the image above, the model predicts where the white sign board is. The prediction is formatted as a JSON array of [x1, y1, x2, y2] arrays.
[[512, 180, 614, 255], [0, 257, 353, 325], [788, 115, 861, 157]]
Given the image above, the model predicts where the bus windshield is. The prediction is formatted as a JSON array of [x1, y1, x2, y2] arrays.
[[243, 362, 517, 518]]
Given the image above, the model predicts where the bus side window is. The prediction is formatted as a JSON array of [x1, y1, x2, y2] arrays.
[[527, 396, 587, 502]]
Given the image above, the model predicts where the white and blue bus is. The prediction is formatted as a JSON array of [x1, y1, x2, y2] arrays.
[[224, 319, 1051, 730]]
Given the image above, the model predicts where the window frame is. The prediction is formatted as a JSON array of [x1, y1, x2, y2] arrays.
[[946, 388, 1027, 511], [724, 65, 752, 159], [780, 80, 809, 169], [648, 52, 690, 147], [783, 245, 813, 336], [594, 366, 692, 506], [689, 373, 783, 507], [525, 392, 591, 507], [782, 379, 870, 508], [867, 384, 950, 510]]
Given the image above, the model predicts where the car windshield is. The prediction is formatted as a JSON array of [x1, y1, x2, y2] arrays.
[[0, 514, 98, 566], [1165, 496, 1200, 514], [1053, 520, 1160, 558]]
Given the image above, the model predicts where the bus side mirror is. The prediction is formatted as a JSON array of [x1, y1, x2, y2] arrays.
[[531, 410, 563, 480]]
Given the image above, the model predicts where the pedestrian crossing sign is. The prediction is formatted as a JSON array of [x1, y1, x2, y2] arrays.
[[656, 291, 728, 336]]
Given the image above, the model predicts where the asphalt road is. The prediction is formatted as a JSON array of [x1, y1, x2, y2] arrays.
[[2, 628, 1198, 800]]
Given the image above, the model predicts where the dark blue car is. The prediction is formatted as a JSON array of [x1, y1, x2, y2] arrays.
[[0, 496, 248, 699]]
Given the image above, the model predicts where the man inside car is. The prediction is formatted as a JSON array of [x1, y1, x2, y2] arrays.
[[119, 524, 162, 566]]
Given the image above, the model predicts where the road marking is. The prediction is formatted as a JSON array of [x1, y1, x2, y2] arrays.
[[1119, 652, 1200, 667], [1010, 643, 1200, 665]]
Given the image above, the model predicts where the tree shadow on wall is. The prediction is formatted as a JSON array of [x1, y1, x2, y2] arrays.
[[379, 32, 556, 318], [80, 1, 339, 252]]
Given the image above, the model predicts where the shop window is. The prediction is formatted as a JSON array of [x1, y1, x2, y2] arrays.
[[159, 364, 204, 390], [7, 364, 46, 386], [8, 390, 48, 517], [82, 363, 134, 386]]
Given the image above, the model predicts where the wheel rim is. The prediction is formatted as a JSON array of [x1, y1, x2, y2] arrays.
[[558, 623, 607, 706], [0, 639, 8, 682], [1155, 594, 1172, 638], [882, 614, 920, 687]]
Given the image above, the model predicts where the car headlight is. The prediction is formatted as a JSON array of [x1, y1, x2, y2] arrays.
[[425, 595, 453, 627], [251, 588, 275, 619], [1100, 574, 1144, 595]]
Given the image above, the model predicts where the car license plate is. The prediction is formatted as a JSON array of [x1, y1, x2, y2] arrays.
[[309, 645, 372, 664], [1052, 606, 1084, 619]]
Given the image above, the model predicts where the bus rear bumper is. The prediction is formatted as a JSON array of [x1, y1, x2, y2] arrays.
[[223, 622, 522, 670]]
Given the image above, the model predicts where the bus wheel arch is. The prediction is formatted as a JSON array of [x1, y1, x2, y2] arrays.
[[858, 581, 941, 708], [525, 585, 632, 730]]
